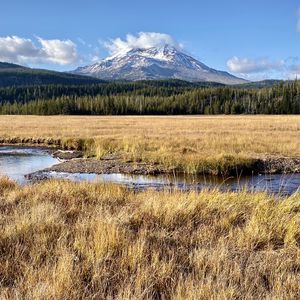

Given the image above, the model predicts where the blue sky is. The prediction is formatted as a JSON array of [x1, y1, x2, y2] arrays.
[[0, 0, 299, 80]]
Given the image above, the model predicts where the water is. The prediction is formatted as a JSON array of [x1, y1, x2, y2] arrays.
[[0, 146, 59, 184], [0, 146, 300, 195], [38, 171, 300, 195]]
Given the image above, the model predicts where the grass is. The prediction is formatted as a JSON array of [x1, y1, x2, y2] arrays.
[[1, 115, 299, 298], [0, 115, 300, 174], [0, 177, 300, 299]]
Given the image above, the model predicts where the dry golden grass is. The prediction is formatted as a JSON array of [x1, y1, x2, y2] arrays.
[[1, 115, 300, 173], [0, 177, 300, 299]]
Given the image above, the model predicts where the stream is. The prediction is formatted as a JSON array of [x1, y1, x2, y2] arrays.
[[0, 146, 300, 195]]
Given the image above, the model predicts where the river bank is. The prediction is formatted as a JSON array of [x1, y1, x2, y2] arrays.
[[2, 144, 300, 178], [46, 150, 300, 176]]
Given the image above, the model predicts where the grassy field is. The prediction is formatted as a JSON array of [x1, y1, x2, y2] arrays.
[[1, 116, 300, 298], [0, 177, 299, 299], [0, 115, 300, 173]]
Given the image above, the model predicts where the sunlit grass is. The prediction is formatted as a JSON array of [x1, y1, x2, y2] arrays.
[[1, 115, 300, 173], [0, 177, 300, 299]]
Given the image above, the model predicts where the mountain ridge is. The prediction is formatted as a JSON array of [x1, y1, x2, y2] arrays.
[[0, 62, 103, 87], [73, 45, 247, 85]]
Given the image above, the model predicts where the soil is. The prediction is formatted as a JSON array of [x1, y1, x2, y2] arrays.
[[40, 151, 300, 176], [252, 156, 300, 174], [44, 157, 174, 175]]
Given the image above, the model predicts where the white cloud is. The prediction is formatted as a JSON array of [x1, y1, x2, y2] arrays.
[[104, 32, 182, 56], [226, 56, 284, 73], [37, 37, 78, 64], [0, 36, 39, 64], [0, 35, 78, 65], [226, 56, 300, 80]]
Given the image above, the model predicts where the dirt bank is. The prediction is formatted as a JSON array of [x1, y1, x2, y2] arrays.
[[41, 152, 300, 176], [44, 157, 173, 175], [2, 146, 300, 177]]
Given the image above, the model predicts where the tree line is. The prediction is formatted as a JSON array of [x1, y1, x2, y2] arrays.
[[0, 80, 299, 115]]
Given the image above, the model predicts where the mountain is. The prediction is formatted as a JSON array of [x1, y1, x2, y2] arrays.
[[73, 45, 247, 85], [0, 62, 103, 87]]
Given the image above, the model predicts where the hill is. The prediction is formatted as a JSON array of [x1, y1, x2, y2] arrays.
[[0, 62, 103, 87]]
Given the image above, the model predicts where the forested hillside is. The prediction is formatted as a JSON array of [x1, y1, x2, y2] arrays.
[[0, 79, 299, 115], [0, 62, 103, 87]]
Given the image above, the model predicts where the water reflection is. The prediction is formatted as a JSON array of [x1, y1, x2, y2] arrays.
[[0, 146, 300, 195], [0, 146, 59, 184], [38, 171, 300, 196]]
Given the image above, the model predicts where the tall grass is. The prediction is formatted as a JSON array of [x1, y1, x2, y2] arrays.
[[0, 176, 300, 299], [0, 116, 300, 173], [0, 115, 300, 173]]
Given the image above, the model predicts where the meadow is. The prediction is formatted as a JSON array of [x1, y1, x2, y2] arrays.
[[1, 115, 300, 299], [0, 177, 300, 299], [1, 115, 300, 174]]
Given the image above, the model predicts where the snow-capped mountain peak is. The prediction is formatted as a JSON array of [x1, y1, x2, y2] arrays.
[[106, 44, 177, 61], [73, 46, 246, 84]]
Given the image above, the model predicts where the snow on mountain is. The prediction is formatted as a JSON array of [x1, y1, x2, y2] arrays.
[[73, 45, 247, 84]]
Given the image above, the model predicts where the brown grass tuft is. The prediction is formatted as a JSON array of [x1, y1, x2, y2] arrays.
[[0, 178, 300, 299]]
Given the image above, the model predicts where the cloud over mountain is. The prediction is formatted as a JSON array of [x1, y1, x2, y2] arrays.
[[0, 36, 78, 65], [104, 32, 183, 56]]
